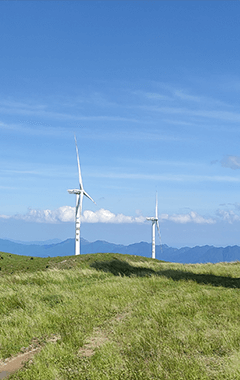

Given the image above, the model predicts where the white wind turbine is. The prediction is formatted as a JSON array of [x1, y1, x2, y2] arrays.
[[68, 137, 96, 255], [146, 194, 161, 259]]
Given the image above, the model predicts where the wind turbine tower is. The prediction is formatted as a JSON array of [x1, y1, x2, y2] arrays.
[[68, 137, 96, 255], [146, 194, 161, 259]]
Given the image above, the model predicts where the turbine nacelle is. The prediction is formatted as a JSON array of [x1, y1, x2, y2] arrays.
[[68, 189, 81, 194], [68, 189, 96, 204], [146, 217, 158, 222]]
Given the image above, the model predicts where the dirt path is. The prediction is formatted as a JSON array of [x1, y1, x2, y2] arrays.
[[0, 335, 60, 379], [78, 329, 109, 357], [0, 348, 40, 379], [0, 311, 129, 378], [78, 311, 129, 358]]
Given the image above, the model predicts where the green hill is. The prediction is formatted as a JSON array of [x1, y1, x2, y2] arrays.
[[0, 252, 239, 379]]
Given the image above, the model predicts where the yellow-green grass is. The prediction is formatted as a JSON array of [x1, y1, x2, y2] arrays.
[[0, 252, 239, 379]]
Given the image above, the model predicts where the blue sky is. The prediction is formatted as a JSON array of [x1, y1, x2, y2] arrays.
[[1, 1, 240, 248]]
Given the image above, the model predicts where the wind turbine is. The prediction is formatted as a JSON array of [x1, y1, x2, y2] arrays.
[[146, 194, 161, 259], [68, 136, 95, 255]]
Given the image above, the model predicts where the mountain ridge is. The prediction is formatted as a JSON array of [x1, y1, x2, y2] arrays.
[[0, 238, 240, 264]]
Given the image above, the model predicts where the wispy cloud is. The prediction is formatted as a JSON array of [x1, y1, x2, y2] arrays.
[[140, 105, 240, 124], [0, 100, 47, 112], [173, 89, 204, 103], [0, 99, 139, 124], [138, 84, 233, 107], [173, 89, 231, 108], [0, 165, 76, 180], [0, 120, 68, 137], [119, 157, 204, 168], [132, 84, 240, 125], [91, 171, 240, 183], [77, 129, 184, 142], [133, 90, 172, 102]]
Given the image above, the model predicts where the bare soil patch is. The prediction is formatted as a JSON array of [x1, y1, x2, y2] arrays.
[[0, 348, 40, 379], [78, 329, 108, 357], [78, 311, 129, 358], [0, 335, 60, 379]]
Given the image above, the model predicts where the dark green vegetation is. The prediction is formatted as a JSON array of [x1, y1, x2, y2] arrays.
[[0, 252, 240, 379], [0, 251, 76, 274], [0, 251, 160, 275]]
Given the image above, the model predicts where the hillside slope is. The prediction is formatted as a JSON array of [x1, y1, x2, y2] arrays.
[[0, 253, 239, 380]]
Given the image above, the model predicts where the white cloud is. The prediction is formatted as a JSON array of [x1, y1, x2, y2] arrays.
[[1, 207, 145, 224], [4, 207, 240, 227], [216, 209, 240, 224], [0, 214, 11, 220], [160, 211, 216, 225], [82, 208, 145, 224], [221, 155, 240, 170], [13, 206, 75, 224]]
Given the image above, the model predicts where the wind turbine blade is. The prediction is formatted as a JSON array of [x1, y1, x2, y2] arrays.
[[76, 192, 84, 217], [155, 193, 158, 219], [84, 191, 96, 204], [74, 136, 83, 190], [76, 193, 80, 218]]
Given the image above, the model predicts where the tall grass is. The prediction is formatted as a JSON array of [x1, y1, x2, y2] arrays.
[[0, 253, 239, 379]]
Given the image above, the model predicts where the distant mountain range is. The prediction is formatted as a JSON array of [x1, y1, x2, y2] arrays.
[[1, 238, 240, 264]]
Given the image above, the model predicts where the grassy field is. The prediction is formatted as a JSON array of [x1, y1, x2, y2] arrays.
[[0, 251, 240, 379]]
